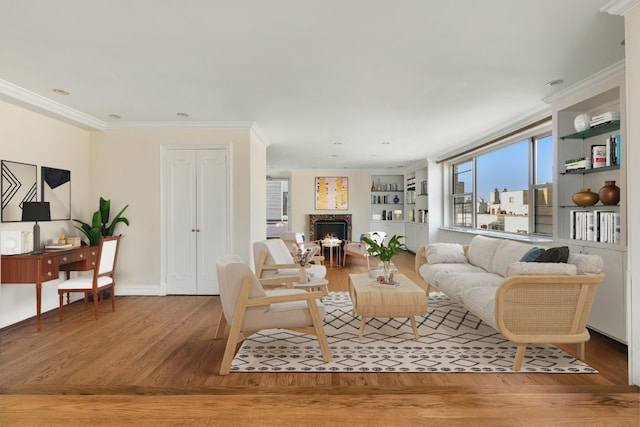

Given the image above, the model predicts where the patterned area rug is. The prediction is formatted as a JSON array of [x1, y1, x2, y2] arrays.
[[231, 292, 597, 373]]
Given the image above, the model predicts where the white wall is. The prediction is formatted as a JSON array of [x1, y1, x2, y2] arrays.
[[89, 127, 265, 295], [0, 100, 92, 328], [623, 3, 639, 386], [289, 170, 371, 240]]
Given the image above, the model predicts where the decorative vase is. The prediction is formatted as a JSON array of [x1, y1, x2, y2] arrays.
[[572, 188, 599, 206], [573, 113, 591, 132], [298, 267, 309, 283], [376, 178, 382, 191], [599, 180, 620, 206], [393, 195, 400, 204], [371, 180, 376, 191]]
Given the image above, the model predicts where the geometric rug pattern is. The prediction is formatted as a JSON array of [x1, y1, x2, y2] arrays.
[[231, 292, 597, 373]]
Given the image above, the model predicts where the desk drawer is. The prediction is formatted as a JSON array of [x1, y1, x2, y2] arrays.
[[40, 257, 59, 282], [58, 247, 97, 271]]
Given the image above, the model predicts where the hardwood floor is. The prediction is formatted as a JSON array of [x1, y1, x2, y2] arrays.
[[1, 251, 637, 426]]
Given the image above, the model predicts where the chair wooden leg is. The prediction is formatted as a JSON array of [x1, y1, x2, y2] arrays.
[[215, 311, 228, 340], [111, 287, 116, 312], [513, 343, 527, 371], [59, 294, 64, 321], [306, 299, 332, 363], [93, 293, 99, 320]]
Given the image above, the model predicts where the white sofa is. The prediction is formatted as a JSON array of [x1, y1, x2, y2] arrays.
[[415, 235, 605, 370]]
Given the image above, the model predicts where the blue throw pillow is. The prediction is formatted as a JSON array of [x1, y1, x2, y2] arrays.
[[520, 247, 545, 262]]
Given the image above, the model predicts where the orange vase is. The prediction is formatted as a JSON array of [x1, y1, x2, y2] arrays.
[[572, 188, 599, 206]]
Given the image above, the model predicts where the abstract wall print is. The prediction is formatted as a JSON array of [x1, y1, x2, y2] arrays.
[[1, 160, 38, 222], [315, 176, 348, 210], [42, 166, 71, 220]]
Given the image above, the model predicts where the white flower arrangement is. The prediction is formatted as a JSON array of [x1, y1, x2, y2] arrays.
[[291, 245, 315, 266]]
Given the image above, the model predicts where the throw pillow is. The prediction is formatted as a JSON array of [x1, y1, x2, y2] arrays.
[[506, 262, 577, 277], [533, 246, 569, 263], [520, 247, 545, 262], [424, 243, 467, 264]]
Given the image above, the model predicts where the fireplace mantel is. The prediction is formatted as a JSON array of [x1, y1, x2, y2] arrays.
[[308, 214, 352, 242]]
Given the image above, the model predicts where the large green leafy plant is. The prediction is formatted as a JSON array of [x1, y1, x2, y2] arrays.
[[74, 197, 130, 246], [362, 233, 406, 262]]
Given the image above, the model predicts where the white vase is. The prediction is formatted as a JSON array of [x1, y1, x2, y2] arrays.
[[298, 267, 309, 283]]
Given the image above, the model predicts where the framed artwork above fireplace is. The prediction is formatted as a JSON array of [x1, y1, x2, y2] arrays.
[[315, 176, 348, 210]]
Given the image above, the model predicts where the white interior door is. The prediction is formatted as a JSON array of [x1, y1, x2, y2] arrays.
[[165, 148, 227, 295]]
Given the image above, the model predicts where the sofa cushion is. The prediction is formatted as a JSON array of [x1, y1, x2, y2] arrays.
[[459, 286, 498, 330], [419, 263, 486, 288], [466, 235, 502, 271], [490, 240, 536, 277], [424, 243, 467, 264], [533, 246, 569, 263], [568, 253, 604, 275], [436, 272, 503, 304], [520, 247, 545, 262], [505, 262, 577, 277]]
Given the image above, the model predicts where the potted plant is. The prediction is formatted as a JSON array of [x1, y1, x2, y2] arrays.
[[362, 233, 406, 283], [74, 197, 130, 246]]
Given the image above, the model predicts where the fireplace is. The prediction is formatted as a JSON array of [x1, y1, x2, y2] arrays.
[[308, 214, 352, 242]]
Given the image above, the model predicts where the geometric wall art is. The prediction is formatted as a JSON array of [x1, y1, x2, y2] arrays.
[[41, 166, 71, 220], [1, 160, 38, 222]]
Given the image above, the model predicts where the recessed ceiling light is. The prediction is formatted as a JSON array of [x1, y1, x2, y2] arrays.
[[371, 154, 378, 157], [331, 154, 338, 158], [546, 79, 564, 87], [108, 114, 121, 119], [382, 141, 390, 145], [334, 141, 342, 145], [52, 88, 69, 95], [176, 112, 189, 117]]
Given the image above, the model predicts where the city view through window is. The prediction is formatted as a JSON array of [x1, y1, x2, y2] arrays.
[[453, 135, 553, 235]]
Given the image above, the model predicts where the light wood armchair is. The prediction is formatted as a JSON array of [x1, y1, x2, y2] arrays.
[[415, 245, 604, 370], [215, 255, 332, 375]]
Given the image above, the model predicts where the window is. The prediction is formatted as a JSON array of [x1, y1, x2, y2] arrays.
[[266, 178, 289, 237], [450, 131, 553, 236]]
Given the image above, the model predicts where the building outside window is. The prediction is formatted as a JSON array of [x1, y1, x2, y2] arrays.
[[450, 129, 553, 236], [266, 178, 289, 237]]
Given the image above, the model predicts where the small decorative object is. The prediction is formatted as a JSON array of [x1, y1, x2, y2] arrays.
[[58, 233, 66, 245], [371, 180, 376, 191], [291, 244, 315, 282], [376, 178, 382, 191], [572, 188, 599, 206], [394, 209, 402, 220], [574, 113, 591, 132], [598, 180, 620, 205], [362, 234, 406, 285], [393, 195, 400, 204]]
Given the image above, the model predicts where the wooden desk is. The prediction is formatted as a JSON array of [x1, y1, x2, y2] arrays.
[[1, 247, 97, 331]]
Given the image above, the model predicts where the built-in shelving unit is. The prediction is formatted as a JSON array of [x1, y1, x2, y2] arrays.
[[552, 73, 627, 343]]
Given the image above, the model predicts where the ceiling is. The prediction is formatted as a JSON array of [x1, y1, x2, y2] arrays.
[[0, 1, 625, 175]]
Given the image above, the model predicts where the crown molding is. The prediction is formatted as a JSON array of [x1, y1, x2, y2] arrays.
[[0, 78, 105, 130], [105, 121, 257, 130], [600, 0, 640, 15], [541, 60, 625, 105], [249, 123, 271, 147]]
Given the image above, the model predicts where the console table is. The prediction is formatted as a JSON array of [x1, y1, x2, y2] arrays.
[[1, 247, 97, 331]]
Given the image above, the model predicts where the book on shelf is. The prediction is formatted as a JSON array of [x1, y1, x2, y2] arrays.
[[605, 134, 620, 167], [591, 145, 607, 168], [570, 210, 619, 244]]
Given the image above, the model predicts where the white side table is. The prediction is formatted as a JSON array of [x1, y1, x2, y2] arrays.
[[321, 239, 342, 269], [294, 277, 329, 296]]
